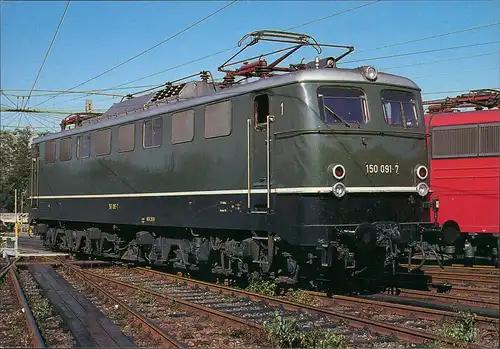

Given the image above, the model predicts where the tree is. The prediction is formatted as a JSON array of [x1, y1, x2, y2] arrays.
[[0, 127, 36, 212]]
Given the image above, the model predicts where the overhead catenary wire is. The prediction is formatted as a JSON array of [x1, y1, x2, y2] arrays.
[[412, 66, 499, 79], [17, 5, 499, 112], [58, 43, 500, 109], [32, 0, 238, 109], [104, 19, 500, 93], [379, 51, 500, 70], [53, 50, 499, 112], [23, 0, 71, 109], [2, 88, 127, 98], [340, 40, 500, 64], [354, 21, 500, 55], [1, 92, 17, 108], [286, 0, 382, 31], [51, 0, 385, 107]]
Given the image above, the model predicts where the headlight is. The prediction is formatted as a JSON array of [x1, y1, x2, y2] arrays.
[[416, 165, 428, 180], [417, 182, 429, 197], [361, 65, 378, 81], [332, 164, 346, 180], [333, 182, 347, 198]]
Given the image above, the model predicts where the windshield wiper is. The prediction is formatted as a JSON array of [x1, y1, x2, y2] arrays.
[[324, 105, 351, 128], [400, 102, 407, 130]]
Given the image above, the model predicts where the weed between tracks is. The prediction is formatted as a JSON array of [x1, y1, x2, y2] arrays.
[[245, 276, 344, 348], [245, 273, 317, 305], [263, 311, 345, 348], [287, 289, 316, 305], [427, 310, 479, 348], [135, 288, 157, 306], [441, 310, 477, 344], [245, 273, 278, 296]]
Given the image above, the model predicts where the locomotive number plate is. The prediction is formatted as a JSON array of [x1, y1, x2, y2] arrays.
[[365, 163, 400, 175]]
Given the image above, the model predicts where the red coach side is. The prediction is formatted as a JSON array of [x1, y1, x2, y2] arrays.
[[424, 89, 500, 266]]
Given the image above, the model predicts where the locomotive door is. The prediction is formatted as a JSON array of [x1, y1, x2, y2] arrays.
[[247, 93, 274, 213], [30, 144, 40, 208]]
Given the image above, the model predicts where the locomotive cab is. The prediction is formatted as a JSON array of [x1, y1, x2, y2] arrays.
[[239, 61, 442, 288]]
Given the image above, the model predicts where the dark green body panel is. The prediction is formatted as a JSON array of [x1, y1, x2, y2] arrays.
[[35, 82, 428, 194], [30, 78, 433, 246]]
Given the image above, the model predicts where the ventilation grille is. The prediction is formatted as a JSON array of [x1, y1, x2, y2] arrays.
[[150, 83, 186, 103]]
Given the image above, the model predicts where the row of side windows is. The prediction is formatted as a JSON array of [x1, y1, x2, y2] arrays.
[[431, 123, 500, 158], [44, 99, 233, 163]]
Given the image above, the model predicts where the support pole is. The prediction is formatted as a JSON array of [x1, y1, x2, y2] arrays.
[[14, 189, 18, 257]]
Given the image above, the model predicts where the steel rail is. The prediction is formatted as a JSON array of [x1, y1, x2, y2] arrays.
[[136, 268, 483, 348], [429, 274, 498, 287], [425, 270, 498, 279], [305, 291, 498, 325], [401, 264, 499, 273], [0, 261, 113, 268], [0, 260, 15, 280], [61, 263, 186, 348], [451, 264, 498, 269], [451, 285, 499, 295], [5, 257, 46, 348], [398, 288, 499, 308]]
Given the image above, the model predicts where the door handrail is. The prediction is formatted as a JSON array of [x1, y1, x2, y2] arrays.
[[266, 115, 275, 211], [247, 118, 252, 211]]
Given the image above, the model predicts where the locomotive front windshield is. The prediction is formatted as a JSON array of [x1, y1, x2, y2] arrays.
[[318, 87, 369, 126], [381, 90, 419, 128], [317, 87, 421, 129]]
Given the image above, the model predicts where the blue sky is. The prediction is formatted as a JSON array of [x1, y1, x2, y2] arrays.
[[1, 0, 499, 131]]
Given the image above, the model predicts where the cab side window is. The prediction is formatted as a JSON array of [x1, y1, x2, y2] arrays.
[[254, 94, 270, 130]]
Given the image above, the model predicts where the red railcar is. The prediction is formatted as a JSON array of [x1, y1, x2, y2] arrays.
[[424, 89, 500, 265]]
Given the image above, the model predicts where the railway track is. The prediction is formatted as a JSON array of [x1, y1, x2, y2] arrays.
[[0, 256, 20, 279], [426, 270, 498, 279], [0, 257, 45, 348], [397, 288, 499, 309], [451, 284, 499, 294], [307, 291, 499, 320], [0, 260, 114, 268], [400, 264, 500, 289], [428, 273, 498, 288], [402, 264, 499, 276], [53, 262, 186, 348], [61, 263, 495, 348], [306, 291, 498, 325], [430, 268, 498, 276], [4, 255, 170, 348], [57, 262, 269, 348]]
